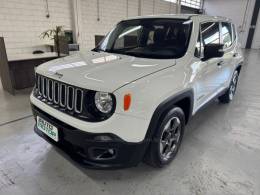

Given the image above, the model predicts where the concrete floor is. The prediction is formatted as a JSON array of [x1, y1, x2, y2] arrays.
[[0, 50, 260, 195]]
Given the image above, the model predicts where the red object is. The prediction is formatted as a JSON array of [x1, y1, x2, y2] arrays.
[[124, 94, 131, 111]]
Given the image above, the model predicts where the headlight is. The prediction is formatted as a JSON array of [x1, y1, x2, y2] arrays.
[[94, 92, 114, 114]]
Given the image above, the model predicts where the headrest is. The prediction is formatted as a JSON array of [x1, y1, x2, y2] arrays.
[[153, 28, 165, 43], [177, 29, 186, 44]]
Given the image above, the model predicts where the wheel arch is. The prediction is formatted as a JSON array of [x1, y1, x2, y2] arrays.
[[236, 62, 243, 74], [144, 89, 194, 141]]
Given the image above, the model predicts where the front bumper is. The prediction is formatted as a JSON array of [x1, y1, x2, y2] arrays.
[[32, 105, 148, 169]]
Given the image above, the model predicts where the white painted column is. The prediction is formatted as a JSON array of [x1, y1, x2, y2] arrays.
[[71, 0, 83, 47], [175, 0, 181, 14], [138, 0, 142, 16]]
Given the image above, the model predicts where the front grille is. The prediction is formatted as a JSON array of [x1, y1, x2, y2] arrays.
[[34, 74, 115, 122], [35, 74, 84, 114]]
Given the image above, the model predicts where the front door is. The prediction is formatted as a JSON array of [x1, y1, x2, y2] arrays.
[[195, 21, 224, 109]]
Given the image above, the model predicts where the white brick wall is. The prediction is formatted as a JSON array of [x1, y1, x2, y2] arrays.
[[0, 0, 176, 55], [141, 0, 154, 15], [141, 0, 176, 15], [0, 0, 73, 55], [80, 0, 128, 50], [128, 0, 139, 17], [80, 0, 177, 50]]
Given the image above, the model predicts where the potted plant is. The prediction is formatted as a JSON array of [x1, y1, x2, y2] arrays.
[[41, 26, 65, 57]]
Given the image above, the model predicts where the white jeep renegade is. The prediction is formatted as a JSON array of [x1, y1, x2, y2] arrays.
[[31, 14, 243, 168]]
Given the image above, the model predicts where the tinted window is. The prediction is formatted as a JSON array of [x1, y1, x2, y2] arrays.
[[221, 22, 232, 48], [201, 22, 220, 45]]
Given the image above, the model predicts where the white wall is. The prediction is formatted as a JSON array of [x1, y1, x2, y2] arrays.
[[0, 0, 73, 55], [203, 0, 256, 48], [0, 0, 177, 55], [1, 0, 258, 54], [80, 0, 176, 50]]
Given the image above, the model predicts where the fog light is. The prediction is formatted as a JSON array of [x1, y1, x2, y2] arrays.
[[108, 149, 115, 155], [89, 148, 116, 160], [94, 135, 112, 141]]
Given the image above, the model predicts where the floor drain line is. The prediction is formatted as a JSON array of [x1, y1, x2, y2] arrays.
[[0, 115, 33, 127]]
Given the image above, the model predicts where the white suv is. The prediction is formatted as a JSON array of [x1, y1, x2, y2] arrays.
[[31, 14, 243, 168]]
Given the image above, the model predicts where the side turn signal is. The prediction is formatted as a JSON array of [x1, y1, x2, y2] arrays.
[[124, 94, 131, 111]]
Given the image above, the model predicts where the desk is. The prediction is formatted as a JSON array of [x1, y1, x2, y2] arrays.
[[0, 37, 70, 94], [0, 38, 61, 94], [8, 53, 60, 93], [8, 52, 60, 62]]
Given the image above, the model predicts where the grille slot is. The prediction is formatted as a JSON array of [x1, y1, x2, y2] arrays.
[[38, 75, 42, 95], [60, 84, 67, 107], [67, 86, 74, 110], [47, 79, 53, 101], [54, 81, 59, 104], [42, 77, 47, 98], [35, 74, 84, 114], [36, 74, 39, 91], [75, 89, 83, 113]]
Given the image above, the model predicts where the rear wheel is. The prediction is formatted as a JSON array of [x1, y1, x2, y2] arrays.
[[144, 107, 185, 168], [219, 70, 239, 103]]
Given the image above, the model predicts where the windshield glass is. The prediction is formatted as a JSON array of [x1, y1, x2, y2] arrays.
[[94, 18, 193, 59]]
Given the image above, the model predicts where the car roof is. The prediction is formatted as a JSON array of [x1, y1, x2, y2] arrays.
[[123, 14, 232, 23]]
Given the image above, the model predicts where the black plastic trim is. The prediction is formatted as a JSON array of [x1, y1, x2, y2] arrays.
[[144, 89, 194, 143], [32, 105, 147, 169], [236, 62, 243, 72]]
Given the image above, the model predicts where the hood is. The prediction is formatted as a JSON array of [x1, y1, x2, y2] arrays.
[[36, 51, 176, 92]]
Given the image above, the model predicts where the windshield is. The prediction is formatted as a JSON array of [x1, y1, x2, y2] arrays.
[[93, 18, 193, 59]]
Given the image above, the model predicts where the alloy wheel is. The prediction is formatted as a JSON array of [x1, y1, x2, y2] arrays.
[[229, 71, 238, 100], [160, 117, 181, 161]]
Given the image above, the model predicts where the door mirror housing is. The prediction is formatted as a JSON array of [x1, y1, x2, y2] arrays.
[[203, 44, 224, 61]]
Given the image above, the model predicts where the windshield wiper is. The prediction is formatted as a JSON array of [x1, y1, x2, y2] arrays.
[[92, 47, 105, 52]]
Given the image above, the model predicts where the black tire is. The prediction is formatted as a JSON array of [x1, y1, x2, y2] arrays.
[[144, 107, 185, 168], [219, 70, 239, 104]]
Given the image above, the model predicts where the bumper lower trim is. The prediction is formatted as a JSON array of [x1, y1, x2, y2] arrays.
[[32, 105, 148, 169]]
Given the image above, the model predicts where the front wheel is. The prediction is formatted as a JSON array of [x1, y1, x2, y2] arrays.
[[219, 70, 239, 103], [144, 107, 185, 168]]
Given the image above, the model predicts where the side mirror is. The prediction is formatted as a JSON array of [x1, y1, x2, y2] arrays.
[[203, 44, 224, 61]]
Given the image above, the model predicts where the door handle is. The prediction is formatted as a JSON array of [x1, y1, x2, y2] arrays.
[[217, 61, 224, 66], [233, 53, 238, 57]]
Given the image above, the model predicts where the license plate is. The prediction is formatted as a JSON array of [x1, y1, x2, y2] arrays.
[[37, 116, 58, 142]]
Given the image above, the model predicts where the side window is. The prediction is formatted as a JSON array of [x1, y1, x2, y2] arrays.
[[201, 22, 220, 46], [221, 22, 233, 48]]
